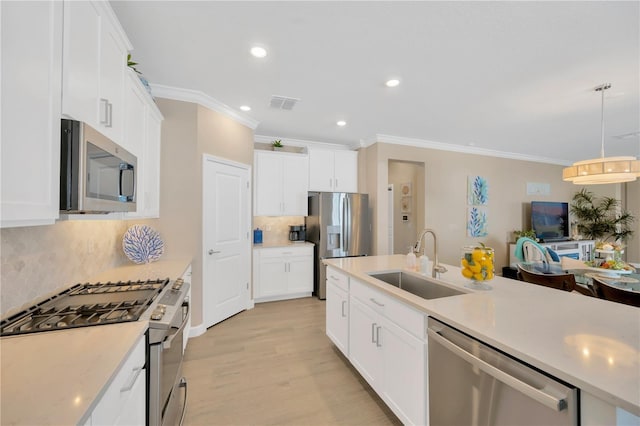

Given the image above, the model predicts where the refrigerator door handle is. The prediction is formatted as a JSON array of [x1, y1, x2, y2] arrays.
[[341, 194, 347, 252], [344, 195, 350, 252]]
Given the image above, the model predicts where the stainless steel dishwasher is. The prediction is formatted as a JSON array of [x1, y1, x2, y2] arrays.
[[427, 318, 578, 425]]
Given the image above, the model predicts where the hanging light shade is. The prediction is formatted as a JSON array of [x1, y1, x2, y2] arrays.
[[562, 83, 640, 185]]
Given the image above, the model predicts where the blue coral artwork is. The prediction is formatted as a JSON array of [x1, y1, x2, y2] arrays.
[[467, 207, 488, 237], [467, 175, 489, 206], [123, 225, 165, 264]]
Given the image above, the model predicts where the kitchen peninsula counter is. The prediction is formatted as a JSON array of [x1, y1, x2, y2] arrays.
[[0, 258, 192, 425], [324, 255, 640, 417]]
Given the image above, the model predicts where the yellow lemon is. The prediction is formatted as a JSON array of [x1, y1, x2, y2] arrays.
[[461, 258, 469, 269], [469, 263, 482, 273], [473, 272, 484, 281], [471, 249, 484, 262], [462, 268, 473, 278]]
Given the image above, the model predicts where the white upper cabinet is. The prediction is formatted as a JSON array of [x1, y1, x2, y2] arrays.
[[308, 149, 358, 193], [254, 151, 309, 216], [124, 70, 163, 219], [1, 1, 63, 227], [62, 0, 132, 147]]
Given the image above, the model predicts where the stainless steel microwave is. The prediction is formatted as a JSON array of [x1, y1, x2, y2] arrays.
[[60, 119, 137, 213]]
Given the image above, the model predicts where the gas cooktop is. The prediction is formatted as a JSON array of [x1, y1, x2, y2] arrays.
[[0, 278, 169, 337]]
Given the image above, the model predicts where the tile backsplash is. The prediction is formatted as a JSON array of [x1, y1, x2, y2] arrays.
[[1, 219, 158, 316], [253, 216, 306, 245]]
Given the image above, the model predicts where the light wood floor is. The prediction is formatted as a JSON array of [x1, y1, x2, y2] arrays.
[[182, 297, 402, 426]]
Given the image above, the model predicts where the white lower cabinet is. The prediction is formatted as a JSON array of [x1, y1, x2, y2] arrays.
[[341, 278, 427, 426], [326, 269, 349, 356], [253, 245, 313, 302], [85, 334, 146, 426]]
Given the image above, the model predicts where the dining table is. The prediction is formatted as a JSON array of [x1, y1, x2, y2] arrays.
[[561, 257, 640, 293], [517, 258, 640, 295]]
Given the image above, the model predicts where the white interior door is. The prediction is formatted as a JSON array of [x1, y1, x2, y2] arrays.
[[203, 155, 250, 329]]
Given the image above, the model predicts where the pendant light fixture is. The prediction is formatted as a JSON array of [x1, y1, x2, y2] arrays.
[[562, 83, 640, 184]]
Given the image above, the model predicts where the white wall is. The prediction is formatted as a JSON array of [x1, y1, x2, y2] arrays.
[[361, 142, 622, 273]]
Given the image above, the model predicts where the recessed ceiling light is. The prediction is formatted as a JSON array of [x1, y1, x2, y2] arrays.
[[250, 46, 267, 58], [337, 120, 347, 127], [240, 105, 251, 112], [385, 79, 400, 88]]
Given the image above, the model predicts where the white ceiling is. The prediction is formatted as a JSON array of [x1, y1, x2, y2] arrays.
[[111, 1, 640, 164]]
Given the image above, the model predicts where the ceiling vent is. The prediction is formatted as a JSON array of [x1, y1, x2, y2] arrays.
[[270, 95, 300, 110]]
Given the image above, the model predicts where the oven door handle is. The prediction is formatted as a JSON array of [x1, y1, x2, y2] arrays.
[[163, 301, 190, 350]]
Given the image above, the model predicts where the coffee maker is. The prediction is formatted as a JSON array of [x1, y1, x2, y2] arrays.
[[289, 225, 306, 242]]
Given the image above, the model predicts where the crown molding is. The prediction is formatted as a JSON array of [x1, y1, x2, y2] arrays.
[[373, 134, 572, 166], [149, 84, 260, 130], [254, 134, 359, 151]]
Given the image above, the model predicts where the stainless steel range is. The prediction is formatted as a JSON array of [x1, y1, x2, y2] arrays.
[[0, 277, 191, 426]]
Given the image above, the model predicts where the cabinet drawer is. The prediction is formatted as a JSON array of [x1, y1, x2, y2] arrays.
[[351, 279, 426, 339], [258, 246, 313, 258], [326, 267, 349, 291], [350, 278, 390, 314]]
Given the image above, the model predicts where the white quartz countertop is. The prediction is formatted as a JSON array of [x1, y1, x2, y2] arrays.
[[88, 258, 192, 282], [0, 258, 192, 425], [1, 321, 147, 425], [324, 255, 640, 416]]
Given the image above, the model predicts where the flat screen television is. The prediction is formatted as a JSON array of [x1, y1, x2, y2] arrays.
[[531, 201, 570, 242]]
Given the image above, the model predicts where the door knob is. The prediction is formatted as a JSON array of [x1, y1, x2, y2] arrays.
[[208, 249, 221, 255]]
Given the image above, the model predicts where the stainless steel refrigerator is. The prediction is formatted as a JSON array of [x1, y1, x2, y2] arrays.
[[306, 192, 371, 299]]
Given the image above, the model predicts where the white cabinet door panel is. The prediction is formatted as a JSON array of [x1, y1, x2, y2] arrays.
[[98, 22, 126, 142], [258, 258, 288, 297], [333, 150, 358, 193], [287, 255, 313, 293], [348, 296, 382, 391], [62, 0, 100, 124], [326, 281, 349, 356], [1, 1, 62, 227], [381, 318, 426, 426], [282, 155, 309, 216], [308, 149, 335, 192], [254, 152, 283, 215]]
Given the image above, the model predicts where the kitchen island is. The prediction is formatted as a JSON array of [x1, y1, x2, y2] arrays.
[[324, 255, 640, 421], [0, 258, 191, 425]]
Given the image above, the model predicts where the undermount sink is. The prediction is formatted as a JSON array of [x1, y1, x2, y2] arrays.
[[368, 271, 466, 300]]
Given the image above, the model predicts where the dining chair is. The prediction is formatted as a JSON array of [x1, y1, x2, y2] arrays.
[[591, 277, 640, 308], [516, 264, 577, 292]]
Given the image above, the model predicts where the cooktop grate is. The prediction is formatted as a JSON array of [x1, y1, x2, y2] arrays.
[[0, 278, 169, 337]]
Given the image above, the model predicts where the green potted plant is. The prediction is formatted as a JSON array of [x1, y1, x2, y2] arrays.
[[513, 229, 537, 242], [570, 189, 635, 243], [271, 140, 283, 151]]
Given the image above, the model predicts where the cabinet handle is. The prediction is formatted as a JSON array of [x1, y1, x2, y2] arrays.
[[371, 322, 377, 343], [369, 298, 385, 307], [106, 102, 113, 127], [120, 366, 143, 393], [335, 178, 339, 188], [99, 98, 109, 125], [376, 326, 382, 347], [341, 300, 346, 317]]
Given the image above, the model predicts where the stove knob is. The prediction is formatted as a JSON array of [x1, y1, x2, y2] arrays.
[[151, 304, 166, 321], [172, 278, 184, 291]]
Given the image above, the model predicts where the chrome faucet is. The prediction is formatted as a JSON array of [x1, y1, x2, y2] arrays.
[[414, 229, 448, 278]]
